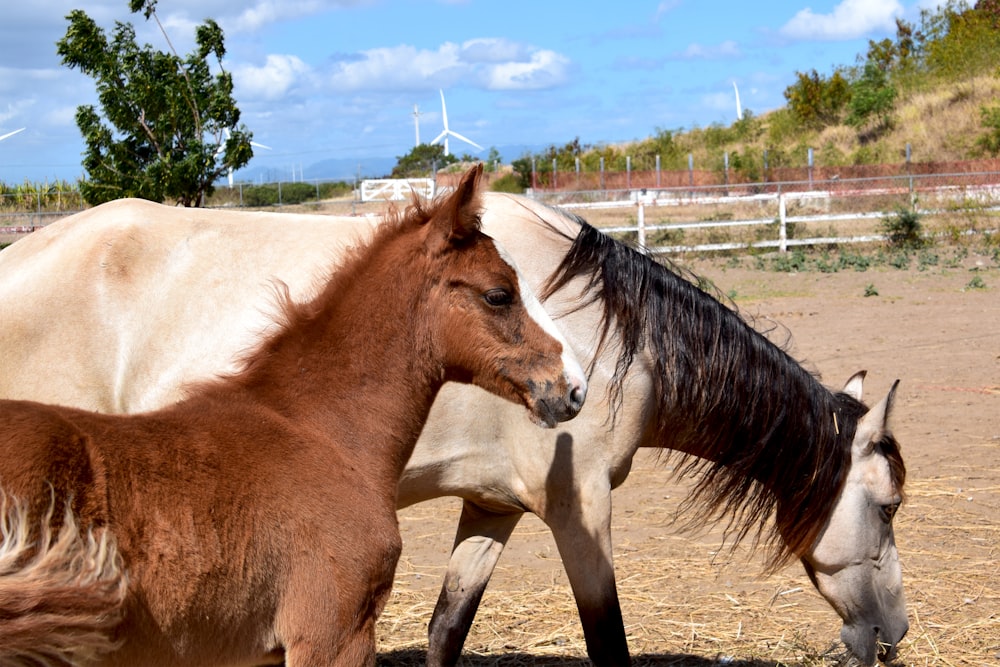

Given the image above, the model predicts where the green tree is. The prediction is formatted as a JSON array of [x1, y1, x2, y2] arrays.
[[57, 0, 253, 207], [783, 69, 851, 129], [485, 146, 502, 168], [919, 0, 1000, 83], [845, 61, 898, 131], [732, 109, 764, 143], [510, 154, 534, 189], [391, 143, 456, 178], [976, 0, 1000, 25]]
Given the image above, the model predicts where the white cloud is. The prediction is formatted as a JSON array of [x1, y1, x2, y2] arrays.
[[327, 44, 459, 91], [233, 55, 312, 101], [675, 40, 741, 60], [654, 0, 682, 22], [229, 1, 316, 33], [326, 39, 570, 92], [780, 0, 904, 41], [460, 38, 531, 64], [223, 0, 377, 33], [484, 49, 571, 90]]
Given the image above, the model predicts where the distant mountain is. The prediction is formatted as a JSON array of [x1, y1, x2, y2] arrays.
[[234, 143, 547, 185], [302, 156, 399, 181]]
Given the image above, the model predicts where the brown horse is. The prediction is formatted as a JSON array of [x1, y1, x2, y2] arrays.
[[0, 191, 908, 666], [0, 165, 587, 666]]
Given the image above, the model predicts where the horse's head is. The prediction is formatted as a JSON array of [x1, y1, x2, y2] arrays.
[[800, 372, 907, 666], [418, 164, 587, 427]]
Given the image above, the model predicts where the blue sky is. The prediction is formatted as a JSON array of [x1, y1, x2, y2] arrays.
[[0, 0, 943, 183]]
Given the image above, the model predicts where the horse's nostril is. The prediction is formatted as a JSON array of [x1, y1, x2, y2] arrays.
[[570, 384, 586, 410]]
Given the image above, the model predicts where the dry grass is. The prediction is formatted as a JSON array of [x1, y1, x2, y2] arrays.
[[892, 76, 1000, 162], [375, 441, 1000, 666]]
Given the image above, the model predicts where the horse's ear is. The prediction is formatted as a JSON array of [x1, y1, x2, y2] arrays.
[[438, 164, 484, 244], [853, 379, 899, 456], [843, 370, 867, 401]]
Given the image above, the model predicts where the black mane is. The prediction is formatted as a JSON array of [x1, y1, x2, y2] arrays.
[[541, 214, 900, 568]]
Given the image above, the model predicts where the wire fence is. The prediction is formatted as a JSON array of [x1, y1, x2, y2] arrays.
[[4, 160, 1000, 253], [526, 170, 1000, 254], [520, 156, 1000, 197]]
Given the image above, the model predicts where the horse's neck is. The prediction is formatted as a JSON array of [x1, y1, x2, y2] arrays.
[[232, 253, 439, 482], [667, 367, 821, 450], [648, 291, 836, 477]]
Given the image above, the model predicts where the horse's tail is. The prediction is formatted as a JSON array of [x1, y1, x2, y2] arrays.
[[0, 494, 127, 666]]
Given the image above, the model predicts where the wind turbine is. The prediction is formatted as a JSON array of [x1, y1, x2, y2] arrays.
[[412, 104, 425, 146], [0, 127, 25, 142], [733, 81, 743, 121], [219, 128, 272, 187], [430, 90, 482, 156]]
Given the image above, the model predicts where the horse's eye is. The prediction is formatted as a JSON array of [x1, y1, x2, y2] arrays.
[[880, 502, 900, 524], [484, 288, 513, 307]]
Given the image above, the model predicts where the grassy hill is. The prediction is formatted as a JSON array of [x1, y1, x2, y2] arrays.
[[513, 1, 1000, 183]]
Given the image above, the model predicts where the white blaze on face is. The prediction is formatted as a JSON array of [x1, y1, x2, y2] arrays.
[[491, 239, 588, 403]]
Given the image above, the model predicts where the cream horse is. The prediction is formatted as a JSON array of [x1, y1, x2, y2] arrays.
[[0, 191, 907, 666]]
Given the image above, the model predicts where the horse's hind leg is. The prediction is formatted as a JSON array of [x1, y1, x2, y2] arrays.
[[426, 501, 521, 667]]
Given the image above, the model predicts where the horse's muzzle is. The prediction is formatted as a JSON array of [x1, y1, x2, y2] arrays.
[[528, 370, 587, 428]]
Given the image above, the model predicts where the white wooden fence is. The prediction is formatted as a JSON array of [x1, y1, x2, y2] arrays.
[[360, 178, 435, 202], [558, 185, 1000, 253]]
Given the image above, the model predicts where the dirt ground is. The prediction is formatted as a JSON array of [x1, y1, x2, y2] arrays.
[[376, 250, 1000, 666]]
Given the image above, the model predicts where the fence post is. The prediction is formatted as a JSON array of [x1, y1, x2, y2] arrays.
[[627, 155, 631, 190], [637, 201, 646, 249], [688, 153, 694, 197], [906, 143, 915, 207], [724, 151, 729, 195], [655, 154, 661, 188], [778, 193, 788, 253]]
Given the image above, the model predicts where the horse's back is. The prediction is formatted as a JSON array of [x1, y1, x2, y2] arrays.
[[0, 199, 376, 412]]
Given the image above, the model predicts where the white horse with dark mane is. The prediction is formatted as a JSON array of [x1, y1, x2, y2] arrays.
[[0, 188, 906, 666]]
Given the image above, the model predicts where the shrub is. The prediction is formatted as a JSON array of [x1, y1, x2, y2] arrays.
[[489, 173, 524, 193], [889, 251, 912, 269], [318, 181, 352, 199], [881, 206, 926, 249], [770, 249, 809, 272], [965, 274, 987, 290]]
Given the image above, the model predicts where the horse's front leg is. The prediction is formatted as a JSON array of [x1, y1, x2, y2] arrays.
[[283, 626, 376, 667], [426, 500, 522, 667], [545, 481, 631, 666], [279, 548, 393, 667]]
